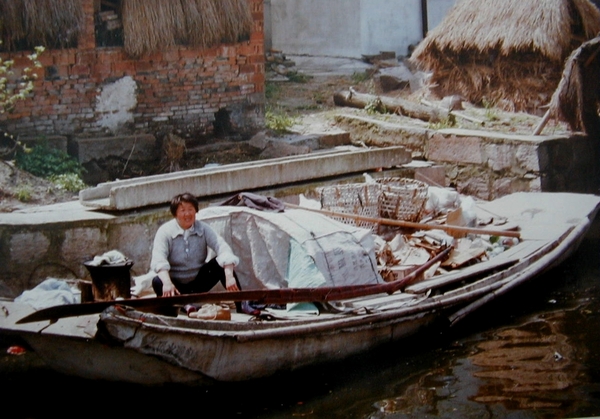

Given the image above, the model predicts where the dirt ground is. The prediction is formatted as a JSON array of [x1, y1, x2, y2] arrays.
[[0, 56, 567, 213], [0, 160, 78, 212]]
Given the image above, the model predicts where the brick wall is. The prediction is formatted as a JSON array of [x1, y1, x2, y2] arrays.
[[0, 0, 265, 139]]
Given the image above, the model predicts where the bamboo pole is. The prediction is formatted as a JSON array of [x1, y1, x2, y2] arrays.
[[285, 203, 521, 239], [532, 108, 552, 135]]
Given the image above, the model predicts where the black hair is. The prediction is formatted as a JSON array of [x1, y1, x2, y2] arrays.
[[170, 192, 199, 216]]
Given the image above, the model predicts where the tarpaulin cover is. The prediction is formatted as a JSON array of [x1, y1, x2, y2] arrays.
[[197, 207, 383, 290]]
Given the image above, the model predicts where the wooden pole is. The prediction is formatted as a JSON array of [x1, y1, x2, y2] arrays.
[[285, 203, 521, 239], [17, 247, 453, 324], [333, 89, 447, 122], [533, 108, 552, 136]]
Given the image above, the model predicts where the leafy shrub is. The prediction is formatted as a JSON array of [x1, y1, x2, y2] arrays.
[[15, 184, 33, 202], [16, 144, 83, 178], [265, 108, 297, 134], [287, 71, 312, 83], [265, 82, 280, 100], [49, 173, 87, 192], [351, 71, 371, 84]]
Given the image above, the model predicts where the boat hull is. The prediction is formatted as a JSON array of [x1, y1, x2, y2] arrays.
[[2, 192, 599, 385]]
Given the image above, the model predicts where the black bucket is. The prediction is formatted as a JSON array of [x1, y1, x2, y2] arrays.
[[83, 261, 133, 301]]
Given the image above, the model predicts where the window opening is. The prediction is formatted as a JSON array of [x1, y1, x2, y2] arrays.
[[95, 0, 124, 47]]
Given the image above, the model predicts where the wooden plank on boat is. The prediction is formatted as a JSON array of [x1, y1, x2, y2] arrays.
[[0, 301, 98, 338], [440, 230, 571, 301], [344, 292, 419, 308], [16, 247, 452, 324], [405, 238, 556, 295], [404, 257, 518, 294]]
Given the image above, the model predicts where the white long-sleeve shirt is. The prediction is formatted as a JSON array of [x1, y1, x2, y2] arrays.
[[150, 218, 239, 284]]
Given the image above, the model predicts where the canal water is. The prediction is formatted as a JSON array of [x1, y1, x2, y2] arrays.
[[2, 214, 599, 419]]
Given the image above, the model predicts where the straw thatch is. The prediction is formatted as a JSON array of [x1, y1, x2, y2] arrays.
[[1, 0, 253, 57], [122, 0, 253, 57], [411, 0, 600, 112], [548, 35, 600, 136], [0, 0, 84, 51]]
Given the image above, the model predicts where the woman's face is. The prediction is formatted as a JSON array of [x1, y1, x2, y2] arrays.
[[175, 201, 197, 230]]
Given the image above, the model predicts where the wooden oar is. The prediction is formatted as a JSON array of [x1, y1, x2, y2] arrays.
[[285, 203, 521, 238], [16, 247, 452, 324]]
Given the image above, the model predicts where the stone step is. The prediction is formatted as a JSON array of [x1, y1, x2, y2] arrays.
[[79, 146, 412, 211]]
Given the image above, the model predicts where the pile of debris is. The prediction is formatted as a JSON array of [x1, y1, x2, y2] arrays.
[[265, 50, 311, 82], [309, 177, 520, 284]]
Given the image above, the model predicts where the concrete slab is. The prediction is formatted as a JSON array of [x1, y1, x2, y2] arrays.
[[80, 146, 412, 211]]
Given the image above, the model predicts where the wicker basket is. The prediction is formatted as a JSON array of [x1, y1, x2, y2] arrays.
[[318, 183, 381, 231], [376, 178, 428, 222]]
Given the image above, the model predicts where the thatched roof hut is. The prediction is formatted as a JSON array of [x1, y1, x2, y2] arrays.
[[122, 0, 253, 57], [548, 35, 600, 137], [411, 0, 600, 112], [0, 0, 253, 57], [0, 0, 84, 51]]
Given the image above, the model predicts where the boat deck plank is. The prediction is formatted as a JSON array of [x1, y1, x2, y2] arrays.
[[0, 301, 98, 338]]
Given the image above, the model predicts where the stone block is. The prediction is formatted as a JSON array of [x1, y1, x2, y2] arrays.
[[428, 133, 483, 164], [414, 165, 446, 187], [72, 134, 158, 164], [515, 144, 541, 173], [316, 131, 351, 148], [61, 228, 107, 266], [259, 141, 311, 159], [10, 232, 50, 264], [484, 143, 515, 172]]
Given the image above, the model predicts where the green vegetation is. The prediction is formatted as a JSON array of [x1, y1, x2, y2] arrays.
[[482, 98, 499, 121], [286, 71, 312, 83], [49, 173, 87, 192], [15, 184, 33, 202], [1, 44, 45, 113], [265, 81, 281, 100], [428, 114, 457, 130], [16, 143, 85, 192], [1, 43, 45, 160], [351, 71, 371, 84], [265, 107, 297, 134], [364, 97, 385, 115]]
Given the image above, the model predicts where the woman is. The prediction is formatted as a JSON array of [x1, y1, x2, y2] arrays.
[[150, 192, 240, 298]]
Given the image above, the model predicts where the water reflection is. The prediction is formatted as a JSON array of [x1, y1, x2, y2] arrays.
[[366, 305, 595, 419], [470, 311, 581, 410]]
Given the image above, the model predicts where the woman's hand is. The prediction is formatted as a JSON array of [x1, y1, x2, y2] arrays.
[[224, 264, 239, 291], [161, 281, 180, 297], [158, 270, 180, 297]]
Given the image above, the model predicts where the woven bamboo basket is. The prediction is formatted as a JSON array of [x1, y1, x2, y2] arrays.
[[318, 183, 381, 232], [376, 178, 428, 222]]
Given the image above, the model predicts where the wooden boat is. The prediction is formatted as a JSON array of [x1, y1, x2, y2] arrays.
[[1, 192, 599, 386]]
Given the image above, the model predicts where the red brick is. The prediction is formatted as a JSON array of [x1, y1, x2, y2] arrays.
[[163, 50, 179, 62], [135, 61, 154, 73], [70, 64, 91, 76], [53, 51, 77, 66], [77, 51, 96, 66], [179, 49, 200, 60], [91, 62, 112, 78], [112, 61, 136, 75]]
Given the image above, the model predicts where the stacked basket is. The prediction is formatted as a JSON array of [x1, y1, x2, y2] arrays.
[[318, 178, 428, 232], [318, 183, 381, 231], [376, 178, 429, 222]]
